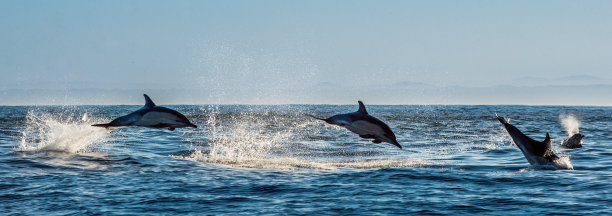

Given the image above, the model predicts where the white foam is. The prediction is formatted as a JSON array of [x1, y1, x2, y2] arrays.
[[519, 156, 573, 171], [19, 110, 110, 153], [174, 150, 426, 171], [559, 114, 581, 136]]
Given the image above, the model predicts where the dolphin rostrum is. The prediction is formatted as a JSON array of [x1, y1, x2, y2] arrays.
[[308, 101, 402, 149], [92, 94, 197, 131], [496, 114, 571, 169]]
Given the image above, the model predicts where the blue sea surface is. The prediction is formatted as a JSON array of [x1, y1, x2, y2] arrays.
[[0, 105, 610, 215]]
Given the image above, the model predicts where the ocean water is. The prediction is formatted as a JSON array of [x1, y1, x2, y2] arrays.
[[0, 105, 610, 215]]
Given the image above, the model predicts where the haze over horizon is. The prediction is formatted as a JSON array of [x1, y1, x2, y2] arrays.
[[1, 1, 611, 105]]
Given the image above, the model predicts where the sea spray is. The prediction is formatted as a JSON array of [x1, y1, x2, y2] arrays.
[[559, 114, 581, 136], [174, 105, 427, 170], [19, 109, 110, 153], [177, 105, 305, 169]]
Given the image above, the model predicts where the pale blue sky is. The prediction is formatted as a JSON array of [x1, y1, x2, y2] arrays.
[[1, 1, 611, 105]]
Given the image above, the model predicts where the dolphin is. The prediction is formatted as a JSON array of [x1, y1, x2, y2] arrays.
[[308, 101, 402, 149], [561, 133, 584, 149], [92, 94, 197, 131], [496, 114, 571, 169]]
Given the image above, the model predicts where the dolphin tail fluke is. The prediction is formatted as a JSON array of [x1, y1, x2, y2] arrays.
[[91, 123, 111, 128], [496, 114, 509, 125]]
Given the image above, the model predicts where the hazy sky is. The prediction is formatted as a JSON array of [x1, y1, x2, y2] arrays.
[[1, 1, 611, 105]]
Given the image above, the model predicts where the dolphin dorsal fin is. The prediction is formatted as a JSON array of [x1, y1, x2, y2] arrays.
[[143, 94, 156, 107], [357, 101, 368, 114], [543, 132, 553, 150], [543, 132, 554, 155]]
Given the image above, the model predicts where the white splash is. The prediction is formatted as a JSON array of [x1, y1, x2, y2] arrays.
[[559, 114, 580, 136], [484, 127, 514, 150], [173, 106, 426, 170], [553, 156, 574, 170], [174, 106, 318, 170], [19, 110, 110, 153]]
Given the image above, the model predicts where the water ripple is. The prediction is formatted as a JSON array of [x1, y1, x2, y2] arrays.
[[0, 105, 610, 215]]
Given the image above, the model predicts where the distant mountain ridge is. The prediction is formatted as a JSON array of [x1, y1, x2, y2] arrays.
[[1, 76, 612, 105], [509, 75, 611, 87]]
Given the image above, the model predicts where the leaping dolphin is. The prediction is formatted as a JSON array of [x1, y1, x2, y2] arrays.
[[496, 114, 571, 169], [308, 101, 402, 149], [92, 94, 197, 131]]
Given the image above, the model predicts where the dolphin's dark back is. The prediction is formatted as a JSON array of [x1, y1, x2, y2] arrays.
[[328, 111, 396, 138], [92, 94, 197, 129], [308, 101, 401, 149], [149, 106, 192, 123], [351, 113, 397, 140], [496, 115, 556, 161], [497, 116, 539, 147]]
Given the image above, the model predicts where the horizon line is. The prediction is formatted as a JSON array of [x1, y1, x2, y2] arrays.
[[1, 103, 610, 107]]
